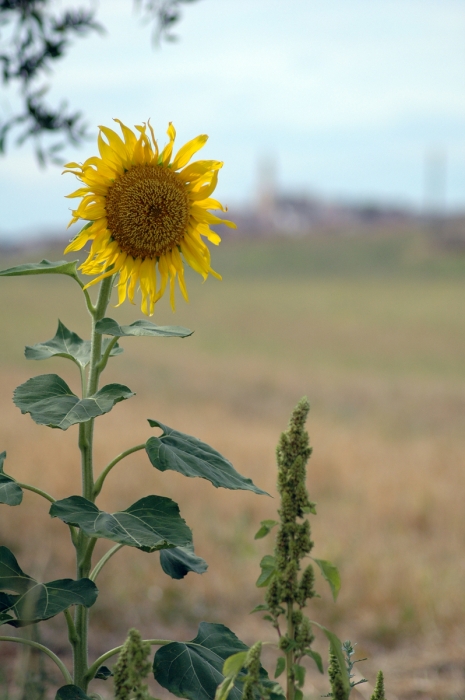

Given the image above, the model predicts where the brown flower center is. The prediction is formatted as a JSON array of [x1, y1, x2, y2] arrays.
[[105, 164, 190, 258]]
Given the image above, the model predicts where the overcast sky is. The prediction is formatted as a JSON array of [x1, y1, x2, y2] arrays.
[[1, 0, 464, 239]]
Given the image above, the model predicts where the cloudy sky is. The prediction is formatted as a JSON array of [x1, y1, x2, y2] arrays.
[[1, 0, 464, 239]]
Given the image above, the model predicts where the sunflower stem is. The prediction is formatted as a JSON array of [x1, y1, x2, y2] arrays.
[[0, 636, 73, 685], [97, 335, 120, 372], [93, 443, 146, 498], [90, 543, 125, 582], [74, 275, 114, 692], [16, 482, 55, 503]]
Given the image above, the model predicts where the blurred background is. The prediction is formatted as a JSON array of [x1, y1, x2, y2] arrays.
[[1, 1, 465, 699]]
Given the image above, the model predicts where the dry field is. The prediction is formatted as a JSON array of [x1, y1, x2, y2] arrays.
[[1, 230, 465, 698]]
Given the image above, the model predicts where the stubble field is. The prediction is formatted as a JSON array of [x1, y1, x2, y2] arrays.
[[1, 229, 465, 698]]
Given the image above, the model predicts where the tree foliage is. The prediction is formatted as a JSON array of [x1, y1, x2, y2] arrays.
[[0, 0, 199, 163]]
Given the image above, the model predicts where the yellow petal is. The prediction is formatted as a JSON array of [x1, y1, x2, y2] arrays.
[[171, 247, 189, 302], [147, 120, 159, 161], [161, 122, 176, 166], [172, 134, 208, 171], [65, 187, 93, 199], [193, 197, 226, 211], [195, 222, 222, 245], [180, 160, 223, 183], [64, 226, 95, 254], [115, 260, 131, 307], [98, 133, 125, 173], [189, 170, 219, 201], [190, 207, 237, 228], [113, 119, 137, 152], [128, 258, 142, 304], [83, 252, 126, 289], [99, 125, 130, 165]]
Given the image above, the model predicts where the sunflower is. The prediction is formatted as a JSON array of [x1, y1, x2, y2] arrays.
[[64, 119, 235, 315]]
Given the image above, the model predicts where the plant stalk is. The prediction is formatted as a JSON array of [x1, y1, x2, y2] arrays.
[[93, 444, 146, 498], [73, 275, 114, 691], [0, 636, 73, 685], [286, 601, 295, 700]]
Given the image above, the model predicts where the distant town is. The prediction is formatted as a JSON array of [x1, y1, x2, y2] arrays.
[[1, 166, 464, 253]]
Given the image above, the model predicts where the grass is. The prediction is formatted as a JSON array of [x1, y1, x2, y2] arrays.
[[0, 227, 465, 698]]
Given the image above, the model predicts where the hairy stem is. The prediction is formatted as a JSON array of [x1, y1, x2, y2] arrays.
[[97, 335, 120, 373], [64, 608, 79, 645], [93, 444, 146, 498], [0, 636, 73, 684], [85, 639, 171, 682], [74, 275, 114, 692], [90, 543, 124, 581], [74, 275, 96, 316]]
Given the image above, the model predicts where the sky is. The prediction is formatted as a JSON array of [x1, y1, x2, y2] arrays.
[[0, 0, 464, 240]]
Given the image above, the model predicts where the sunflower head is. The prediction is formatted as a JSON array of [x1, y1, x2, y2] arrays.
[[64, 119, 235, 315]]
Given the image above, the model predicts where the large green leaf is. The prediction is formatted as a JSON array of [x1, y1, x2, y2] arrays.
[[55, 685, 93, 700], [0, 259, 79, 279], [160, 545, 208, 580], [153, 622, 279, 700], [95, 316, 193, 338], [50, 495, 192, 552], [0, 546, 98, 627], [13, 374, 134, 430], [25, 320, 123, 368], [146, 420, 268, 495], [0, 546, 33, 594], [0, 452, 22, 506]]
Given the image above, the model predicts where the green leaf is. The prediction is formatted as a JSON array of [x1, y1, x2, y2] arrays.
[[50, 495, 192, 553], [94, 665, 113, 680], [313, 558, 341, 601], [95, 317, 193, 338], [0, 452, 22, 506], [310, 622, 351, 697], [293, 664, 305, 688], [256, 554, 276, 588], [0, 546, 98, 627], [305, 649, 324, 674], [223, 651, 248, 677], [274, 657, 285, 679], [249, 604, 269, 614], [153, 622, 276, 700], [0, 259, 80, 279], [294, 690, 303, 700], [146, 420, 268, 495], [55, 686, 93, 700], [13, 374, 134, 430], [25, 321, 122, 368], [303, 501, 317, 515], [160, 545, 208, 579], [254, 519, 278, 540], [0, 546, 34, 594], [215, 676, 236, 700]]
